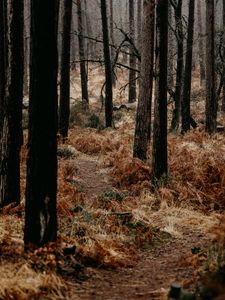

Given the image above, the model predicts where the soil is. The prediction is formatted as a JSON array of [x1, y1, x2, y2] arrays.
[[67, 151, 213, 300]]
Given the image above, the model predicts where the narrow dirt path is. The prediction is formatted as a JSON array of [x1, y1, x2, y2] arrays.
[[70, 152, 213, 300], [75, 153, 112, 198], [71, 230, 210, 300]]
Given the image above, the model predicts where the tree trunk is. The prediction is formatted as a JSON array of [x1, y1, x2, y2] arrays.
[[137, 0, 142, 80], [152, 0, 168, 187], [0, 0, 6, 129], [133, 0, 155, 161], [101, 0, 113, 128], [222, 0, 225, 112], [196, 0, 205, 86], [171, 0, 183, 131], [0, 0, 24, 207], [181, 0, 195, 133], [84, 0, 94, 59], [24, 0, 59, 247], [168, 2, 174, 89], [109, 0, 116, 86], [77, 0, 89, 109], [59, 0, 73, 139], [205, 0, 216, 134], [128, 0, 136, 103]]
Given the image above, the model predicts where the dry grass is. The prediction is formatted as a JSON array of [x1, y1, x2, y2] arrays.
[[0, 263, 69, 300]]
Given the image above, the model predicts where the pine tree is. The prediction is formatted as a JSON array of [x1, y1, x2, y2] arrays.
[[24, 0, 59, 246], [152, 0, 168, 187]]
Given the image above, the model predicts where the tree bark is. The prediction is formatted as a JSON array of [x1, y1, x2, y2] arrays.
[[171, 0, 183, 131], [0, 0, 24, 207], [77, 0, 89, 108], [24, 0, 59, 246], [128, 0, 136, 103], [168, 2, 174, 89], [59, 0, 73, 139], [152, 0, 168, 187], [222, 0, 225, 112], [205, 0, 216, 134], [196, 0, 205, 86], [181, 0, 195, 133], [133, 0, 155, 161], [137, 0, 142, 79], [101, 0, 113, 127]]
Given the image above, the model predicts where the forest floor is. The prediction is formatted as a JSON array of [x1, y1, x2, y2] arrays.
[[68, 149, 215, 300], [0, 66, 225, 299]]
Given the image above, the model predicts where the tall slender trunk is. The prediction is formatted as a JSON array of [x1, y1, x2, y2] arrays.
[[133, 0, 155, 161], [84, 0, 93, 59], [128, 0, 136, 103], [181, 0, 195, 133], [59, 0, 73, 139], [24, 0, 59, 246], [171, 0, 183, 131], [197, 0, 205, 86], [0, 0, 24, 207], [222, 0, 225, 112], [152, 0, 168, 187], [137, 0, 142, 80], [77, 0, 89, 108], [205, 0, 216, 134], [101, 0, 113, 127], [168, 2, 174, 89]]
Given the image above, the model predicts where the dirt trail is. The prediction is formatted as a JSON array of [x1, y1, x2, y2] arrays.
[[75, 153, 112, 197], [71, 153, 213, 300], [71, 231, 210, 300]]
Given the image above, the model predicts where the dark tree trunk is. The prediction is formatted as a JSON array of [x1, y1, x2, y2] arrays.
[[152, 0, 168, 187], [84, 0, 94, 59], [205, 0, 216, 134], [137, 0, 142, 80], [0, 0, 24, 207], [24, 0, 29, 95], [0, 0, 6, 129], [77, 0, 89, 108], [101, 0, 113, 128], [133, 0, 155, 161], [222, 0, 225, 112], [128, 0, 136, 103], [59, 0, 73, 139], [171, 0, 183, 131], [109, 0, 116, 86], [168, 2, 174, 89], [24, 0, 59, 247], [181, 0, 195, 133], [197, 0, 205, 86], [0, 0, 7, 207]]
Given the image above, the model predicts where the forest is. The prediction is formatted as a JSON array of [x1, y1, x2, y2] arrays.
[[1, 0, 225, 299]]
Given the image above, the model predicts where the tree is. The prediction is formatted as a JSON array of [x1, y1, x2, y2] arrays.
[[152, 0, 168, 187], [77, 0, 89, 109], [181, 0, 195, 133], [59, 0, 73, 139], [0, 0, 24, 207], [171, 0, 183, 131], [222, 0, 225, 112], [101, 0, 113, 127], [133, 0, 155, 161], [109, 0, 116, 86], [24, 0, 59, 246], [205, 0, 216, 134], [0, 0, 6, 131], [196, 0, 205, 86], [168, 2, 174, 89], [128, 0, 136, 103], [137, 0, 142, 78]]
